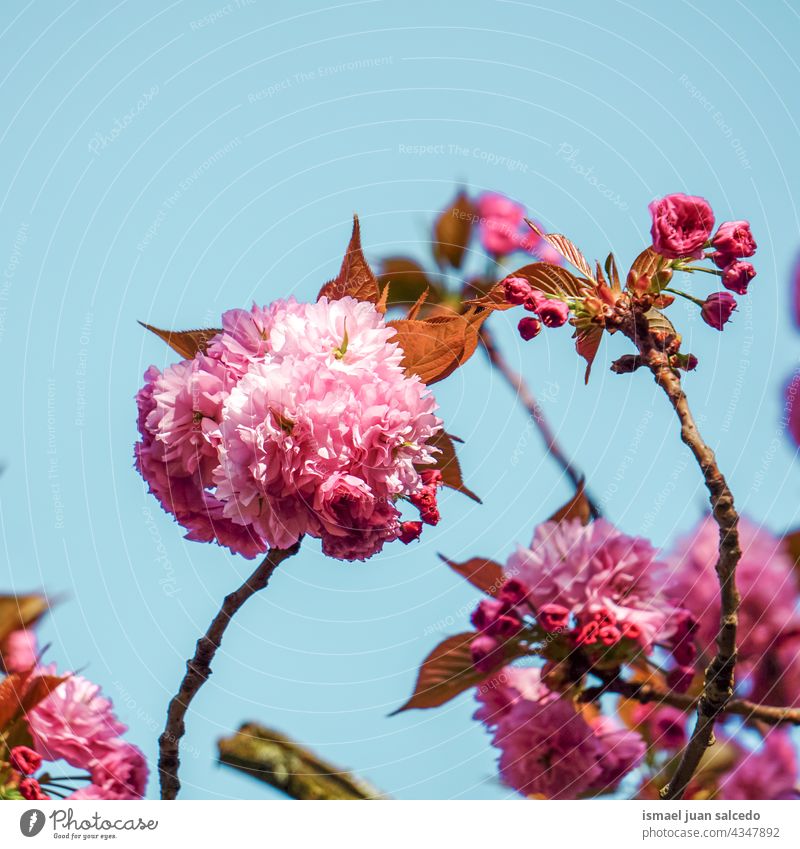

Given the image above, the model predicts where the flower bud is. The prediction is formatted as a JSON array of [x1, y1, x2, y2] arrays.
[[712, 220, 757, 258], [503, 276, 533, 305], [517, 317, 541, 341], [701, 292, 737, 330], [487, 612, 523, 639], [470, 634, 500, 673], [721, 261, 756, 295], [471, 598, 505, 631], [537, 603, 570, 632], [398, 521, 423, 545], [538, 299, 570, 328], [9, 746, 41, 776], [497, 577, 530, 607]]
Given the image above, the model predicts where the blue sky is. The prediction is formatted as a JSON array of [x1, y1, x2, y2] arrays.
[[1, 0, 799, 799]]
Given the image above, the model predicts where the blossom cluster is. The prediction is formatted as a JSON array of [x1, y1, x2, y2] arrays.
[[135, 296, 444, 561], [469, 518, 690, 675], [1, 625, 147, 801], [461, 513, 800, 799]]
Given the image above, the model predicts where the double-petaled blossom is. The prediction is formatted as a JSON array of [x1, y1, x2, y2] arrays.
[[474, 667, 645, 798], [648, 194, 715, 259], [665, 515, 800, 705], [721, 261, 756, 295], [136, 296, 443, 561], [701, 291, 737, 330], [506, 518, 687, 658]]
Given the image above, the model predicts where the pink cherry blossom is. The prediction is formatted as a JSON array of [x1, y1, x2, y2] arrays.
[[2, 628, 39, 672], [70, 740, 149, 800], [507, 518, 683, 653], [27, 669, 127, 769], [649, 193, 715, 259], [719, 731, 800, 800], [666, 515, 800, 703]]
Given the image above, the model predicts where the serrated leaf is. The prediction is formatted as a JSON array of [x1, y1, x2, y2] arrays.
[[0, 594, 50, 646], [406, 289, 429, 321], [139, 323, 221, 359], [525, 220, 595, 281], [628, 247, 664, 287], [317, 215, 381, 305], [439, 554, 504, 595], [548, 481, 592, 525], [392, 632, 508, 713], [388, 307, 489, 385], [418, 431, 480, 503], [432, 190, 475, 269], [604, 253, 621, 291], [572, 317, 604, 384], [377, 256, 436, 308], [470, 263, 588, 311]]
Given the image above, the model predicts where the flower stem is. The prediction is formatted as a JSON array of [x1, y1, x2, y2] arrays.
[[479, 325, 601, 518], [664, 287, 705, 307], [678, 264, 723, 277], [158, 541, 302, 800]]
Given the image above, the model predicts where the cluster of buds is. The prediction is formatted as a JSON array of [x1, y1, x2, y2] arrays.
[[503, 277, 570, 341], [647, 193, 757, 331], [6, 746, 47, 801], [468, 574, 695, 679], [399, 468, 444, 545]]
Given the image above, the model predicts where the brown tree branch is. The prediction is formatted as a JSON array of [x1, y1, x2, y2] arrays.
[[581, 676, 800, 726], [479, 325, 601, 518], [218, 722, 387, 800], [158, 542, 302, 800], [622, 310, 740, 800]]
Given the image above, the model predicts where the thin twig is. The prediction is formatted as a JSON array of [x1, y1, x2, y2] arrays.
[[480, 325, 601, 518], [158, 542, 302, 800], [623, 310, 740, 800], [580, 676, 800, 726], [218, 722, 387, 800]]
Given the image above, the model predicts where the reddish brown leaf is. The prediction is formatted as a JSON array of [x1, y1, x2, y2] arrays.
[[317, 215, 381, 304], [439, 554, 505, 595], [0, 594, 50, 646], [525, 221, 595, 281], [432, 190, 476, 269], [573, 319, 604, 384], [391, 632, 515, 713], [21, 674, 69, 714], [0, 671, 26, 729], [471, 263, 588, 311], [389, 307, 489, 385], [644, 307, 677, 338], [627, 247, 664, 287], [406, 289, 429, 321], [419, 431, 480, 503], [549, 481, 592, 525], [139, 323, 221, 359]]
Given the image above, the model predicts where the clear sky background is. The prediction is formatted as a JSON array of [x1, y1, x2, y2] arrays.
[[1, 0, 799, 800]]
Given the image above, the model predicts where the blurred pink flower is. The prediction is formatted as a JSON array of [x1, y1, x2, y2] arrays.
[[70, 740, 148, 800], [27, 668, 127, 769], [508, 518, 683, 653], [666, 515, 800, 703], [476, 193, 526, 256], [2, 628, 39, 672], [719, 731, 800, 800]]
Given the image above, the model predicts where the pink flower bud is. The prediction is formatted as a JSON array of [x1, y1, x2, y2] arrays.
[[649, 193, 715, 259], [471, 598, 505, 631], [574, 620, 600, 646], [523, 288, 548, 312], [487, 613, 523, 639], [398, 521, 423, 545], [598, 625, 622, 646], [470, 634, 500, 673], [497, 577, 530, 607], [10, 745, 42, 776], [517, 317, 541, 341], [420, 468, 443, 488], [701, 292, 737, 330], [19, 777, 49, 801], [503, 276, 533, 305], [712, 220, 756, 258], [537, 299, 569, 328], [721, 261, 756, 295], [537, 603, 570, 633]]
